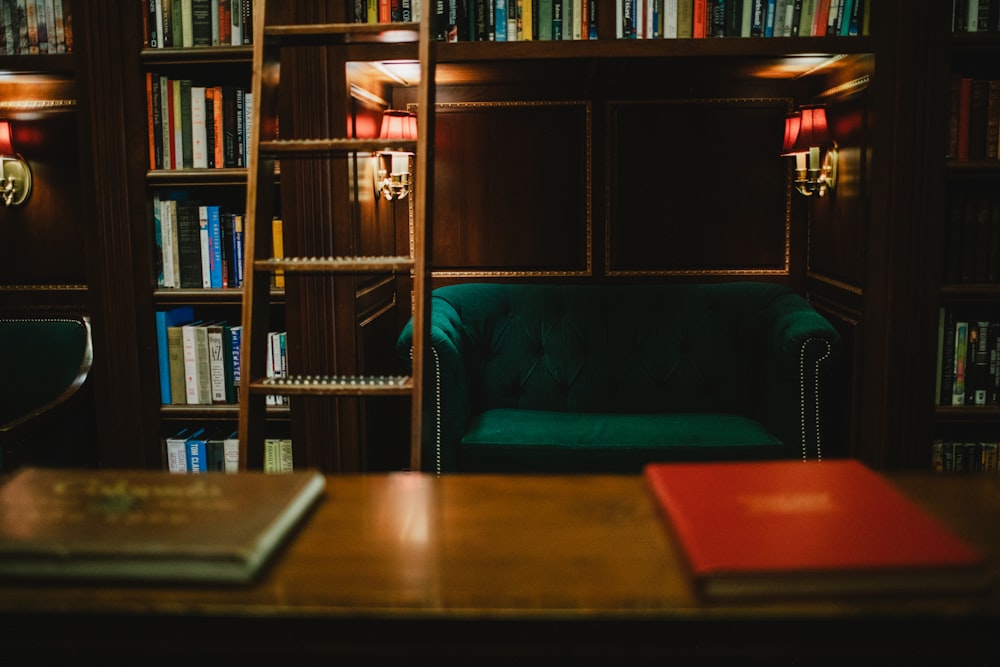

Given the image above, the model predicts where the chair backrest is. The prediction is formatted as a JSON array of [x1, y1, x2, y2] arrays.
[[0, 316, 93, 433]]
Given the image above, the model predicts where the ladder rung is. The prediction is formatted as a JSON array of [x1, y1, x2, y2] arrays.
[[250, 374, 414, 396], [260, 138, 417, 157], [256, 256, 415, 273], [263, 22, 420, 45]]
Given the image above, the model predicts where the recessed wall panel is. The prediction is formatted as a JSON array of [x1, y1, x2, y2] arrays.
[[607, 99, 791, 276], [430, 101, 591, 277]]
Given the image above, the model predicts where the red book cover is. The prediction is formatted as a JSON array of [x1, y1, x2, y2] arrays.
[[644, 460, 988, 600], [693, 0, 707, 37], [956, 77, 973, 160]]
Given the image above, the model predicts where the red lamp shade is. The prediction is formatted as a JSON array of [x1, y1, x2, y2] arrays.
[[783, 105, 833, 154], [780, 112, 801, 155], [379, 110, 417, 141], [0, 120, 16, 157]]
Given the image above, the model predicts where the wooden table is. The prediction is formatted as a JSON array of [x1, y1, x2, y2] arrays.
[[2, 472, 998, 662]]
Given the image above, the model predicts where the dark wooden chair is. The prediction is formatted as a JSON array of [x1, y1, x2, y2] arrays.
[[0, 316, 95, 472]]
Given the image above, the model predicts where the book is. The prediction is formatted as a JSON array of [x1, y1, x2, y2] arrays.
[[154, 306, 195, 404], [271, 216, 285, 288], [190, 85, 208, 168], [184, 427, 208, 472], [175, 200, 204, 288], [206, 320, 228, 404], [167, 320, 188, 405], [644, 460, 989, 600], [181, 319, 206, 404], [0, 467, 325, 583], [164, 427, 192, 473], [223, 430, 240, 472]]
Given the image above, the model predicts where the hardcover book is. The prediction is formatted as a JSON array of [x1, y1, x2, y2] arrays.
[[644, 460, 988, 600], [0, 467, 325, 583]]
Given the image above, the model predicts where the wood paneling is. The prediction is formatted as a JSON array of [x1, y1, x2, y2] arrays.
[[807, 81, 871, 292], [607, 98, 791, 276], [0, 112, 84, 286], [430, 101, 591, 276]]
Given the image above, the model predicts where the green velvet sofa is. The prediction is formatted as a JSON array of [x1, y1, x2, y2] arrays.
[[397, 282, 841, 474]]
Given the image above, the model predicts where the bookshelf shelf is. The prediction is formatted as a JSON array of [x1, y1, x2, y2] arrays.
[[435, 35, 873, 61], [160, 403, 290, 418], [147, 169, 249, 187], [140, 46, 254, 66], [153, 288, 285, 305], [0, 54, 75, 73]]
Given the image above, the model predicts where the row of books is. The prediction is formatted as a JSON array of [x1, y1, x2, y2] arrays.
[[421, 0, 598, 41], [165, 426, 240, 472], [363, 0, 868, 41], [0, 0, 72, 55], [932, 440, 1000, 473], [164, 426, 294, 473], [146, 74, 254, 171], [941, 189, 1000, 285], [953, 0, 1000, 33], [142, 0, 254, 49], [154, 194, 246, 290], [936, 307, 1000, 407], [618, 0, 866, 40], [155, 307, 242, 405], [948, 78, 1000, 162], [155, 308, 290, 407]]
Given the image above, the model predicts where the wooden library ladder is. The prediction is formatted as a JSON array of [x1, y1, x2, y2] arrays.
[[238, 3, 435, 472]]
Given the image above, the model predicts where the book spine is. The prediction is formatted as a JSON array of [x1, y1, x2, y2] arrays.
[[208, 323, 228, 404], [185, 429, 208, 472], [190, 85, 208, 169], [198, 205, 211, 288], [191, 0, 211, 45], [223, 431, 239, 472], [953, 320, 969, 407], [165, 428, 190, 472], [230, 324, 242, 402], [208, 205, 223, 288], [194, 323, 212, 404], [271, 217, 284, 288], [181, 0, 194, 46], [182, 322, 202, 404], [167, 324, 187, 404]]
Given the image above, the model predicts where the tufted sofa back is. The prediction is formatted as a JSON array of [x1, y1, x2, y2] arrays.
[[431, 282, 810, 418]]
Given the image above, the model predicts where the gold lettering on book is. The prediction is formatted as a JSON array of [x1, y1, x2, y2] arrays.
[[739, 492, 836, 515]]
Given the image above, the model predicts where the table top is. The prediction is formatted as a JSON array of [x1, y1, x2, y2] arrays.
[[1, 471, 997, 621]]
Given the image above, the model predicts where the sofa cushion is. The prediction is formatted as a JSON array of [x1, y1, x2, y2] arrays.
[[459, 408, 786, 473]]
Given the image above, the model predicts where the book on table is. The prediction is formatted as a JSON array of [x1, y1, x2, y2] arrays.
[[644, 459, 989, 600], [0, 467, 325, 583]]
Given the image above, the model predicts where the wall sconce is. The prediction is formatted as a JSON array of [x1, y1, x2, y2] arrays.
[[0, 120, 32, 207], [373, 109, 417, 201], [781, 105, 837, 198]]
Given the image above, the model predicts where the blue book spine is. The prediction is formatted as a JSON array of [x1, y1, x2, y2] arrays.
[[839, 0, 854, 36], [764, 0, 776, 36], [495, 0, 507, 40], [155, 306, 195, 404], [185, 428, 208, 472], [208, 205, 223, 288]]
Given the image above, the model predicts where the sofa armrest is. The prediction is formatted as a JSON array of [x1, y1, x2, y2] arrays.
[[396, 298, 472, 473], [758, 294, 841, 460]]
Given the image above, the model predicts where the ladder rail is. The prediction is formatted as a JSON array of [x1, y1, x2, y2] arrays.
[[238, 1, 433, 473], [237, 0, 281, 471]]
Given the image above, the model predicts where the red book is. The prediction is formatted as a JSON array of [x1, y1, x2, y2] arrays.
[[693, 0, 707, 37], [957, 77, 973, 161], [644, 460, 988, 600]]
